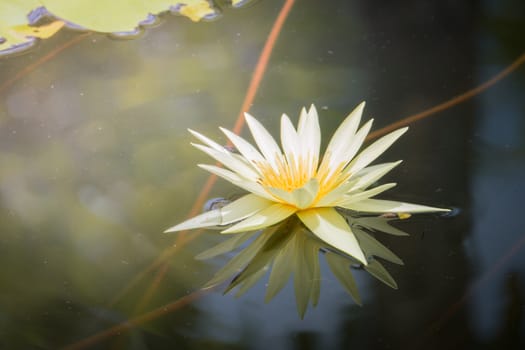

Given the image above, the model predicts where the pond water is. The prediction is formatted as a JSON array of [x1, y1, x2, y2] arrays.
[[1, 0, 524, 349]]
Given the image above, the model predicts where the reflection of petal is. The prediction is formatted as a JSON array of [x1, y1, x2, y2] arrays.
[[350, 216, 409, 236], [364, 259, 398, 289], [353, 227, 403, 265], [195, 231, 257, 260], [204, 227, 277, 288], [305, 236, 321, 306], [293, 233, 310, 319], [297, 208, 367, 265], [234, 266, 269, 298], [265, 233, 296, 302], [343, 198, 449, 213], [225, 226, 293, 294], [325, 251, 362, 305], [222, 203, 296, 233]]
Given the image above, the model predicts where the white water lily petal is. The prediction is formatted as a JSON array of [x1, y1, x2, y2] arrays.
[[314, 179, 358, 207], [349, 161, 402, 191], [266, 187, 295, 204], [338, 183, 397, 207], [319, 102, 364, 171], [244, 112, 284, 170], [164, 194, 273, 232], [188, 129, 226, 153], [198, 164, 273, 200], [343, 118, 374, 164], [280, 113, 300, 164], [222, 203, 297, 233], [217, 194, 275, 225], [291, 178, 320, 209], [220, 127, 266, 165], [343, 198, 450, 213], [296, 106, 309, 136], [331, 119, 374, 180], [297, 208, 367, 265], [346, 127, 408, 175], [192, 144, 260, 180], [301, 105, 321, 175], [164, 209, 222, 233]]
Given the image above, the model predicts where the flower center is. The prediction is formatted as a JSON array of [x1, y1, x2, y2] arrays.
[[256, 155, 311, 192], [255, 152, 351, 208]]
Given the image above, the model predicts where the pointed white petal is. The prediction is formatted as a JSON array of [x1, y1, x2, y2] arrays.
[[346, 127, 408, 175], [266, 187, 295, 204], [300, 105, 321, 175], [328, 119, 374, 180], [164, 209, 223, 232], [244, 113, 284, 169], [349, 161, 402, 190], [338, 183, 397, 207], [314, 179, 359, 207], [192, 143, 260, 180], [291, 178, 320, 209], [222, 203, 297, 233], [297, 208, 367, 265], [297, 107, 309, 136], [188, 129, 225, 152], [164, 194, 273, 232], [220, 127, 266, 165], [319, 102, 364, 172], [218, 194, 275, 225], [198, 164, 274, 200], [343, 198, 450, 213], [280, 113, 300, 162]]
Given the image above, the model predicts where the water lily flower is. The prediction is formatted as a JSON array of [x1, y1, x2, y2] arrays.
[[165, 102, 448, 265]]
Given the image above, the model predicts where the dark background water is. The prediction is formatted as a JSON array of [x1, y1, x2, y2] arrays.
[[0, 0, 524, 349]]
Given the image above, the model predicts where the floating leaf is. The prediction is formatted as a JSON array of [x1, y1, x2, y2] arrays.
[[0, 0, 251, 55], [0, 0, 41, 53]]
